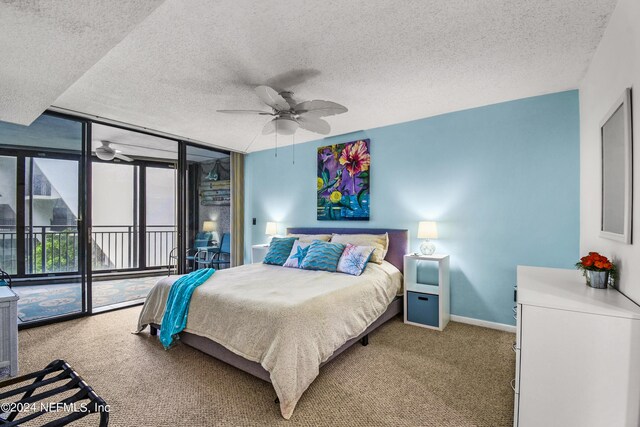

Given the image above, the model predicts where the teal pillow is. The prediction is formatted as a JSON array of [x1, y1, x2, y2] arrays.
[[299, 241, 346, 272], [263, 237, 299, 266]]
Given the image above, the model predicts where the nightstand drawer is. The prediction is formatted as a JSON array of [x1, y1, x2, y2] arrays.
[[407, 291, 439, 327]]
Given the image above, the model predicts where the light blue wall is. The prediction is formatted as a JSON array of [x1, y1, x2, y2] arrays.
[[244, 90, 580, 326]]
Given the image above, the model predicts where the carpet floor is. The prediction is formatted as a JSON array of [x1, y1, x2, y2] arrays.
[[15, 307, 515, 426]]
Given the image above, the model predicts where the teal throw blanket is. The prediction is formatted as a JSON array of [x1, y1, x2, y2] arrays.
[[159, 268, 215, 349]]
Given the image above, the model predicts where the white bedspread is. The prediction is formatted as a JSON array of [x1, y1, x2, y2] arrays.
[[136, 261, 402, 419]]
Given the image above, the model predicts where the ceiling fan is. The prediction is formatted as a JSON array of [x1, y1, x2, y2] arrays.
[[217, 85, 348, 136], [94, 140, 133, 162]]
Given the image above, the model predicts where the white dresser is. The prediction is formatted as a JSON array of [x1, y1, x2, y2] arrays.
[[514, 266, 640, 427], [0, 286, 19, 377]]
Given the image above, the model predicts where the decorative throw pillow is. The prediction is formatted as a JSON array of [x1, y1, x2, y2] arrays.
[[286, 233, 333, 242], [263, 237, 298, 266], [330, 233, 389, 264], [336, 244, 375, 276], [299, 241, 346, 272], [283, 241, 312, 268]]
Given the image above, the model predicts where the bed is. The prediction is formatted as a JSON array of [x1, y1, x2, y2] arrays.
[[137, 227, 408, 419]]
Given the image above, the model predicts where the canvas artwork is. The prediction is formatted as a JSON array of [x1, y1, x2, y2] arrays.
[[317, 139, 370, 220]]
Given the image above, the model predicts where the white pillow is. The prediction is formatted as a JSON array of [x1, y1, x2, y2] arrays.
[[330, 233, 389, 264], [336, 244, 375, 276]]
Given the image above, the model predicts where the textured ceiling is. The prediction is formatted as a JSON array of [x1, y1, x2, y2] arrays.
[[0, 0, 163, 125], [8, 0, 618, 152]]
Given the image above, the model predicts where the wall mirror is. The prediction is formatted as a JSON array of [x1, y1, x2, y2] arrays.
[[600, 88, 633, 243]]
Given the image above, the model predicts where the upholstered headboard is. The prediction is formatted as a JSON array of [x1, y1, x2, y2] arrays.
[[286, 227, 409, 273]]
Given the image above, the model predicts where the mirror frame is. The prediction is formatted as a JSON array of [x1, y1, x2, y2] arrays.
[[600, 88, 633, 244]]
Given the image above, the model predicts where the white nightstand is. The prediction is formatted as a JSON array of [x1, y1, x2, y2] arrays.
[[251, 244, 269, 263], [403, 254, 450, 331]]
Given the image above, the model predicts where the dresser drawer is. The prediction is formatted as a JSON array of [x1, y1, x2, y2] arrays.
[[407, 291, 439, 327]]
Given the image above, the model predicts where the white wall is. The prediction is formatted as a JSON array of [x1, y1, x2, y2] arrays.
[[580, 0, 640, 303]]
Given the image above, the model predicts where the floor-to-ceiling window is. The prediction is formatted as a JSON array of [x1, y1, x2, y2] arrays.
[[0, 114, 87, 324], [90, 123, 177, 311], [0, 112, 232, 326]]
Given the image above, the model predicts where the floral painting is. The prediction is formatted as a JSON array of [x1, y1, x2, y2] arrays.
[[317, 139, 370, 221]]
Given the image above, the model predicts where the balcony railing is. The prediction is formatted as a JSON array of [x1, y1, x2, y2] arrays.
[[0, 225, 176, 275]]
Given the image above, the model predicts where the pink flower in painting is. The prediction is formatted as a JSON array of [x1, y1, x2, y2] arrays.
[[339, 140, 370, 177]]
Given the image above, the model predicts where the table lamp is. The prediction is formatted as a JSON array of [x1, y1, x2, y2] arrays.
[[417, 221, 438, 255], [265, 222, 278, 242], [203, 221, 219, 244]]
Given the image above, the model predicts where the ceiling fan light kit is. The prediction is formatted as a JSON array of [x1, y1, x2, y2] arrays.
[[217, 85, 348, 137], [94, 140, 133, 162], [270, 117, 298, 135]]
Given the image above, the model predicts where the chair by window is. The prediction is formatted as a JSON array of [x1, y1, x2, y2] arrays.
[[195, 232, 231, 270], [168, 231, 218, 275]]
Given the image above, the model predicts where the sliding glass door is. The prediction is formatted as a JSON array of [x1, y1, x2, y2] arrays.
[[0, 114, 87, 324], [89, 123, 177, 311], [0, 112, 229, 326]]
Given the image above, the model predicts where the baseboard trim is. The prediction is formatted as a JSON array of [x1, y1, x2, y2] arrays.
[[450, 315, 516, 333]]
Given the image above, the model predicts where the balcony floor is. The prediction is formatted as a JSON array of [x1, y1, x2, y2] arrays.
[[14, 274, 166, 323]]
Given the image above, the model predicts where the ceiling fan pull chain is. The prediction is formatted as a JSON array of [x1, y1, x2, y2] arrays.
[[275, 119, 278, 157], [292, 133, 295, 165]]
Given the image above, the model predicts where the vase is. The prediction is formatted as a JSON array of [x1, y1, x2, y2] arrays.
[[586, 270, 609, 289]]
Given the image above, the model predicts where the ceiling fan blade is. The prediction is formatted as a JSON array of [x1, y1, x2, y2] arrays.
[[262, 119, 276, 135], [297, 116, 331, 135], [114, 153, 133, 162], [255, 85, 290, 111], [217, 109, 273, 115], [294, 100, 348, 117]]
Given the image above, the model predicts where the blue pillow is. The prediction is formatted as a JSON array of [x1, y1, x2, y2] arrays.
[[299, 241, 346, 272], [263, 237, 298, 266]]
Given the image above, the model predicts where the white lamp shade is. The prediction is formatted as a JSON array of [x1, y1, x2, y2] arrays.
[[202, 221, 216, 232], [265, 222, 278, 236], [417, 221, 438, 239], [274, 118, 298, 135]]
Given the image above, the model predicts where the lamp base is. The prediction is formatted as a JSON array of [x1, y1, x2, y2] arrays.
[[420, 240, 436, 256]]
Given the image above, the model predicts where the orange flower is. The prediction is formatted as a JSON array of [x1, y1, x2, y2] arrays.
[[581, 257, 593, 267], [578, 252, 615, 275]]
